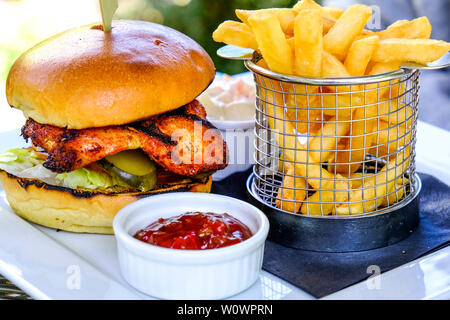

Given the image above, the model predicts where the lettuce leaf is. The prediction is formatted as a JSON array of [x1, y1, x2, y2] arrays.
[[0, 148, 131, 191], [0, 148, 42, 167], [56, 168, 116, 190]]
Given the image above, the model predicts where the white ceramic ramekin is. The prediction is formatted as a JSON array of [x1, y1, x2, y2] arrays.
[[113, 192, 269, 300]]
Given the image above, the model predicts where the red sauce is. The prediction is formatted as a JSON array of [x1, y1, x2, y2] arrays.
[[133, 212, 252, 250]]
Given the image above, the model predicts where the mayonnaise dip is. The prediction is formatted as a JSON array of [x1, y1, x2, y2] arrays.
[[198, 74, 256, 121]]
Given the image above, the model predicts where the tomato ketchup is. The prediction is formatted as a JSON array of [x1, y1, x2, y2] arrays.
[[133, 212, 252, 250]]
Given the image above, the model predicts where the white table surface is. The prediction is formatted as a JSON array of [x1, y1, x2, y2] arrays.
[[0, 120, 449, 300]]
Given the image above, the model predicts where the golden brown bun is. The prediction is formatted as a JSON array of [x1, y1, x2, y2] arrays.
[[6, 20, 215, 129], [0, 170, 212, 234]]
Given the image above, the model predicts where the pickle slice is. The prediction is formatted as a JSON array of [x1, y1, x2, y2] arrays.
[[105, 150, 156, 176], [107, 165, 157, 192]]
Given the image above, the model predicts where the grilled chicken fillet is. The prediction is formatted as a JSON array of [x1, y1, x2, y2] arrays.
[[21, 100, 227, 176]]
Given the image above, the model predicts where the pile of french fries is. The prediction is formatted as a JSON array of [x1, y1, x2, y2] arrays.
[[213, 0, 450, 216]]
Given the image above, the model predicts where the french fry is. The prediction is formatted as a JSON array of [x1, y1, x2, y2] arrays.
[[323, 4, 373, 60], [377, 17, 432, 40], [335, 146, 411, 215], [275, 165, 307, 213], [294, 0, 342, 17], [372, 39, 450, 64], [236, 8, 297, 35], [364, 62, 402, 109], [293, 8, 323, 77], [256, 58, 270, 69], [292, 0, 338, 35], [349, 172, 365, 189], [380, 103, 413, 125], [309, 116, 350, 163], [293, 0, 321, 12], [288, 17, 334, 37], [212, 21, 258, 50], [293, 0, 342, 22], [278, 155, 291, 173], [292, 1, 338, 35], [319, 51, 359, 119], [300, 191, 330, 215], [315, 86, 361, 120], [364, 61, 406, 135], [273, 55, 324, 127], [322, 50, 351, 77], [333, 106, 376, 174], [275, 49, 325, 134], [327, 17, 370, 40], [353, 30, 376, 42], [286, 106, 324, 135], [381, 178, 407, 207], [382, 78, 405, 103], [366, 61, 401, 76], [322, 17, 336, 35], [300, 176, 350, 215], [321, 6, 344, 20], [385, 19, 408, 29], [283, 85, 324, 135], [369, 120, 409, 159], [361, 29, 375, 36], [344, 35, 379, 76], [375, 99, 399, 117], [248, 12, 294, 75], [326, 137, 348, 166], [286, 36, 295, 49], [303, 168, 362, 216]]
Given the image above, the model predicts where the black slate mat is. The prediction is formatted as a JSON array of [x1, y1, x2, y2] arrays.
[[211, 170, 450, 298]]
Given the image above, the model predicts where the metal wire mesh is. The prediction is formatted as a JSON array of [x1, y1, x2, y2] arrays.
[[246, 60, 420, 217]]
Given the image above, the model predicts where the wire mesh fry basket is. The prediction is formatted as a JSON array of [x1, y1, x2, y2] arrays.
[[244, 59, 422, 252]]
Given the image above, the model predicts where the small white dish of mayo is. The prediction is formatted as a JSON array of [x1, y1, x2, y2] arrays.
[[198, 73, 256, 122]]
